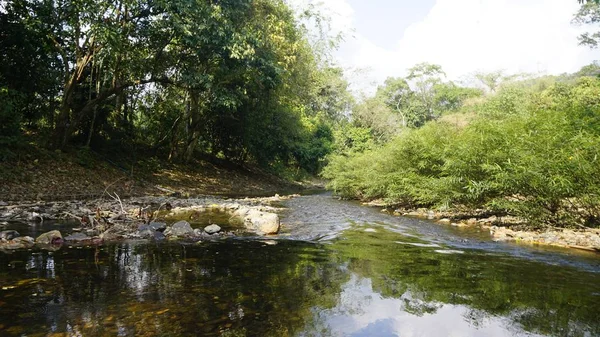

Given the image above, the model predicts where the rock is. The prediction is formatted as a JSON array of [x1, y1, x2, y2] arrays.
[[0, 230, 20, 241], [79, 207, 93, 215], [64, 233, 92, 242], [229, 207, 251, 226], [169, 220, 194, 237], [244, 210, 280, 235], [149, 222, 167, 232], [0, 236, 35, 250], [204, 224, 221, 235], [193, 228, 205, 237], [137, 228, 155, 238], [99, 231, 122, 241], [438, 219, 451, 225], [28, 212, 43, 222], [152, 231, 166, 241], [35, 230, 63, 245]]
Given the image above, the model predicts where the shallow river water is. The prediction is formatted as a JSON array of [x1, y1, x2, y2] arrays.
[[1, 193, 599, 336]]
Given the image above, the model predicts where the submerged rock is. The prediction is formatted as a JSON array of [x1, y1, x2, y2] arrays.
[[204, 224, 221, 235], [35, 230, 63, 245], [0, 230, 20, 241]]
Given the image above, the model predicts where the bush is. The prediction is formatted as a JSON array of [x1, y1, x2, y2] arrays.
[[0, 87, 23, 160], [323, 77, 600, 228]]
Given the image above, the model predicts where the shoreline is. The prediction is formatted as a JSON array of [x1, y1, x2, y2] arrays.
[[0, 194, 298, 252], [362, 201, 600, 253]]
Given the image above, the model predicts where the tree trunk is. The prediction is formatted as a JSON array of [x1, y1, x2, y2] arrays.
[[183, 91, 201, 163]]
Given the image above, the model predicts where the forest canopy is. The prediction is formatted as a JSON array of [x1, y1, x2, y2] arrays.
[[0, 0, 352, 175]]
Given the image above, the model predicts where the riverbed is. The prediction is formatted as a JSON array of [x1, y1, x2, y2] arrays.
[[1, 193, 599, 336]]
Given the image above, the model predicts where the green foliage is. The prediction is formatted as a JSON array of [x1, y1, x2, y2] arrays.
[[1, 0, 349, 176], [0, 87, 23, 159], [573, 1, 600, 48], [324, 76, 600, 228], [352, 63, 481, 141]]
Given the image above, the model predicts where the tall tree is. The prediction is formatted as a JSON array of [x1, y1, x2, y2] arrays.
[[406, 62, 446, 121]]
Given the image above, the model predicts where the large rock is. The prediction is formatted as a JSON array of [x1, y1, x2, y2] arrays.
[[168, 221, 194, 237], [229, 207, 251, 226], [0, 230, 20, 241], [0, 236, 35, 250], [35, 230, 63, 245], [244, 210, 280, 235], [204, 224, 221, 235]]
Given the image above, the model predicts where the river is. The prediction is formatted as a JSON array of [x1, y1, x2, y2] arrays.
[[1, 193, 599, 336]]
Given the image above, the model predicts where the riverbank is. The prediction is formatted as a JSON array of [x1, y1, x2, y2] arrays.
[[373, 204, 600, 252], [0, 194, 297, 251], [0, 142, 318, 202]]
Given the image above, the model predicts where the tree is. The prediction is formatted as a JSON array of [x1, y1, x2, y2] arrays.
[[474, 70, 505, 93], [352, 95, 401, 142], [573, 1, 600, 48], [377, 77, 413, 127], [406, 63, 446, 121]]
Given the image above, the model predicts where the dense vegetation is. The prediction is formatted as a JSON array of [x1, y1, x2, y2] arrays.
[[0, 0, 352, 176], [323, 66, 600, 228], [2, 0, 600, 228]]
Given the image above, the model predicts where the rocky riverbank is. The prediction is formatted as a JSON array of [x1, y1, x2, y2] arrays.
[[0, 194, 297, 252], [374, 205, 600, 252]]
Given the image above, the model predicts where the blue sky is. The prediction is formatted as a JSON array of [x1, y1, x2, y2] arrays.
[[289, 0, 598, 94]]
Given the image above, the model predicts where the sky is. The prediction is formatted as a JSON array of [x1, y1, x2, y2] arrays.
[[288, 0, 599, 94]]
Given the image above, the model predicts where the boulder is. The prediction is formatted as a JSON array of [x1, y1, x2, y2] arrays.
[[149, 222, 167, 232], [204, 224, 221, 235], [244, 210, 279, 235], [0, 230, 20, 241], [168, 220, 194, 237], [0, 236, 35, 250], [35, 230, 63, 245], [229, 207, 251, 226]]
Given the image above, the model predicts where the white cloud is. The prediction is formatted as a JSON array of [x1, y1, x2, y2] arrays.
[[302, 0, 598, 95]]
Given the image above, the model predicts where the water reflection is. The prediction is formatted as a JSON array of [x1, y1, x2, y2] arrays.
[[304, 275, 542, 337], [0, 228, 598, 336], [0, 240, 347, 336], [1, 194, 599, 336]]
